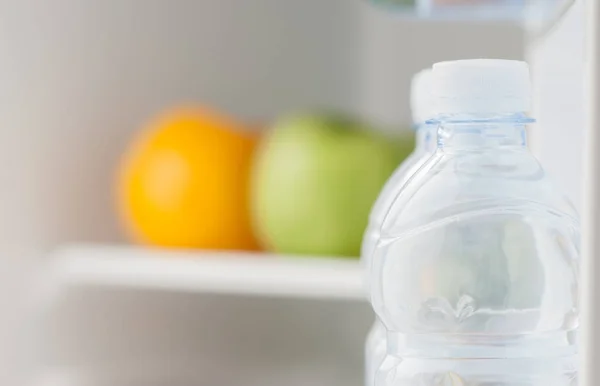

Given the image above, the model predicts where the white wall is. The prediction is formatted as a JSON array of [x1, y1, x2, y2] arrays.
[[36, 290, 372, 386], [358, 8, 524, 127], [528, 0, 584, 210]]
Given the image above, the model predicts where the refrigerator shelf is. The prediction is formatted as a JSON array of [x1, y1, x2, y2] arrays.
[[370, 0, 574, 31], [49, 244, 365, 301]]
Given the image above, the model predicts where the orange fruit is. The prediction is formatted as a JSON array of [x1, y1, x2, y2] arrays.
[[117, 107, 260, 250]]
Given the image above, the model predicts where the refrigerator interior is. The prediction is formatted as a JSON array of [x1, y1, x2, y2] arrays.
[[1, 0, 587, 385]]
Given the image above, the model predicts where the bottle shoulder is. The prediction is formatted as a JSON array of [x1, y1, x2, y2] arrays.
[[381, 150, 579, 237], [368, 149, 430, 225]]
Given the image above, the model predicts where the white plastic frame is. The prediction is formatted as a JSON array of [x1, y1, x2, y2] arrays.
[[581, 0, 600, 385]]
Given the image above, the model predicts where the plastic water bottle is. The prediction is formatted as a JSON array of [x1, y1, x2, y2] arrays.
[[370, 59, 580, 385], [363, 68, 436, 386]]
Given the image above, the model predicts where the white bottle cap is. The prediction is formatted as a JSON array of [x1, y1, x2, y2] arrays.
[[410, 68, 433, 125], [431, 59, 531, 115]]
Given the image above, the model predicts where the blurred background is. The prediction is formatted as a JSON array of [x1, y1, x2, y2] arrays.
[[0, 0, 584, 385]]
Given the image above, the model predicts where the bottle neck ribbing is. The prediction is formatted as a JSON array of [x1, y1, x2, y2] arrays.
[[428, 113, 533, 151], [414, 123, 437, 154]]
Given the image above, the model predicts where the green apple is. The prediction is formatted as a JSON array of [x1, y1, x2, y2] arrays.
[[250, 114, 413, 258]]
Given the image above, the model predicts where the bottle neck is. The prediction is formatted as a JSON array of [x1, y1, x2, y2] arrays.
[[414, 123, 437, 154], [429, 113, 533, 152]]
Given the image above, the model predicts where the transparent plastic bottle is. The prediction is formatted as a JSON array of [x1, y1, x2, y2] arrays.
[[370, 60, 580, 385], [363, 69, 435, 386]]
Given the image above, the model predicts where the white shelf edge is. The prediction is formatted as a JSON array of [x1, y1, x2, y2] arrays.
[[49, 244, 366, 302]]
